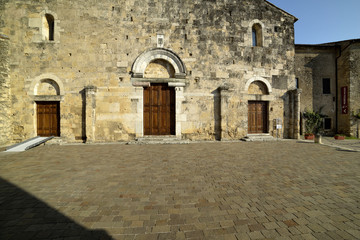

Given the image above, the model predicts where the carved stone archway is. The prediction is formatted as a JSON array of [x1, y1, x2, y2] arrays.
[[131, 48, 187, 138], [132, 48, 186, 79]]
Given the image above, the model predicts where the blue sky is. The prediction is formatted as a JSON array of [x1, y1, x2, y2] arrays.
[[268, 0, 360, 44]]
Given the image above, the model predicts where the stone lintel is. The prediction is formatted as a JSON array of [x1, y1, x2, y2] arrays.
[[132, 81, 150, 87], [168, 82, 185, 87], [33, 95, 63, 101], [245, 94, 275, 101], [131, 78, 186, 85]]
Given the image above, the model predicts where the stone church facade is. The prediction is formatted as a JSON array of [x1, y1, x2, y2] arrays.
[[1, 0, 302, 145]]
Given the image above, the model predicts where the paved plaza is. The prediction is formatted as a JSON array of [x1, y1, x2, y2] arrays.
[[0, 141, 360, 240]]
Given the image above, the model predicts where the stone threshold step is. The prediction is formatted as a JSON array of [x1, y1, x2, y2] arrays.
[[135, 136, 189, 144], [241, 134, 276, 142]]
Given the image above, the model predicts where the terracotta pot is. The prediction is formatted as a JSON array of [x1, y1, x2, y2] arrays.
[[305, 134, 314, 140], [334, 135, 345, 140]]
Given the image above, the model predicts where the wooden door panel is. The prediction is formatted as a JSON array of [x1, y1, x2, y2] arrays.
[[143, 84, 175, 135], [37, 102, 60, 137], [248, 101, 268, 134]]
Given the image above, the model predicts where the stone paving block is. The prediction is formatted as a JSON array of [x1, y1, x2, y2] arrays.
[[283, 219, 298, 227], [255, 216, 268, 223], [276, 227, 292, 236], [293, 234, 317, 240], [113, 234, 135, 240], [332, 221, 352, 230], [133, 233, 158, 240], [335, 230, 358, 240], [261, 229, 280, 238], [247, 231, 264, 239], [158, 232, 176, 239], [175, 231, 186, 240], [248, 223, 265, 232], [295, 225, 313, 234], [306, 223, 327, 233], [184, 230, 205, 238], [346, 229, 360, 238], [345, 221, 360, 230], [263, 221, 279, 230], [235, 232, 251, 240], [220, 220, 235, 228], [274, 236, 292, 240], [312, 232, 336, 240]]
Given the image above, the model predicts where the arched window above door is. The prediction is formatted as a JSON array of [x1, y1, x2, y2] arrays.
[[252, 23, 263, 47], [43, 13, 55, 41]]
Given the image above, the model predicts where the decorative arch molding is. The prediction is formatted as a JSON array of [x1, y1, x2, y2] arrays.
[[132, 48, 186, 79], [29, 73, 65, 97], [244, 77, 272, 94], [249, 19, 265, 30]]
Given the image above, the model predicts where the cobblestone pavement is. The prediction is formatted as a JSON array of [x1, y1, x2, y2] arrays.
[[1, 141, 360, 240]]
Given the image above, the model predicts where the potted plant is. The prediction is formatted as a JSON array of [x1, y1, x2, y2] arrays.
[[303, 109, 325, 141], [334, 134, 346, 140]]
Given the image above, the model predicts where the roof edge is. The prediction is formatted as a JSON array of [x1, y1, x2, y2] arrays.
[[264, 0, 298, 22], [295, 38, 360, 47]]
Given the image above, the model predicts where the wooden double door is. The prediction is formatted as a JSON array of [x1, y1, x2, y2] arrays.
[[37, 101, 60, 137], [144, 84, 175, 135], [248, 101, 268, 134]]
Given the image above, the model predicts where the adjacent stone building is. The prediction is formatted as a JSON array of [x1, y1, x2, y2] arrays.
[[0, 0, 303, 145], [295, 39, 360, 137]]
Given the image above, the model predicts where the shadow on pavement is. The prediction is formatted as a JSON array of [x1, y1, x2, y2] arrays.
[[0, 177, 113, 240]]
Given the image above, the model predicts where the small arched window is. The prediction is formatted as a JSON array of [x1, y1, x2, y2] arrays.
[[43, 14, 54, 41], [252, 23, 262, 47]]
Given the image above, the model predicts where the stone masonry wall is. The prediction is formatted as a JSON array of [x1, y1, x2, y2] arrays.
[[0, 34, 11, 146], [1, 0, 296, 142], [337, 47, 351, 135], [349, 43, 360, 137]]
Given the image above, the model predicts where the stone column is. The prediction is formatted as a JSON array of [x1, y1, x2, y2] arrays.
[[287, 89, 302, 139], [219, 85, 232, 141], [0, 34, 11, 146], [293, 89, 302, 139], [84, 86, 97, 143], [132, 81, 150, 138], [169, 82, 186, 139]]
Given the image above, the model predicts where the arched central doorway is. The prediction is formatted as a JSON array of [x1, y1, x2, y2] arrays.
[[247, 80, 270, 134], [131, 48, 186, 137], [143, 59, 176, 135], [34, 78, 61, 136]]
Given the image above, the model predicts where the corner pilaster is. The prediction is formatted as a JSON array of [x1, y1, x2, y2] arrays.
[[85, 86, 97, 143]]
